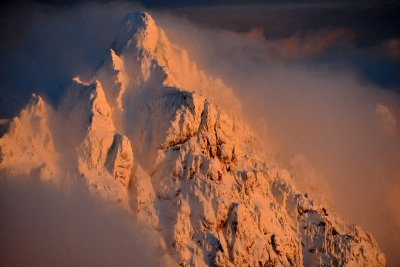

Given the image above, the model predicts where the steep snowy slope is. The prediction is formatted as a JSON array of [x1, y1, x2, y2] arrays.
[[0, 94, 59, 181], [0, 12, 385, 266]]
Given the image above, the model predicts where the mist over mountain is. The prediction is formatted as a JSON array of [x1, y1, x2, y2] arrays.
[[0, 2, 399, 266]]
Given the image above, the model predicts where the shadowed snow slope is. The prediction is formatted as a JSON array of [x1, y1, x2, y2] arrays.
[[0, 12, 385, 266]]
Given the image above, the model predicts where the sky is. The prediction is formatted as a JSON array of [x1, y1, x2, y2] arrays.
[[0, 0, 399, 265]]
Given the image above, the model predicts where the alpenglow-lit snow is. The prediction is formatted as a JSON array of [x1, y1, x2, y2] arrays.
[[0, 12, 386, 266]]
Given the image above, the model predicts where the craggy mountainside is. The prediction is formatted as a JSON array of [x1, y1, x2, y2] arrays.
[[0, 12, 385, 266]]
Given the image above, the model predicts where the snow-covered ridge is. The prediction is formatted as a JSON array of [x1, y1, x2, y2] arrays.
[[0, 12, 385, 266]]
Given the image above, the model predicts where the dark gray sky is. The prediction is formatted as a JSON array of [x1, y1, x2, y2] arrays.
[[5, 0, 399, 43]]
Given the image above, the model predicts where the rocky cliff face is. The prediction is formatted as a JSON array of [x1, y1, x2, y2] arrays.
[[0, 12, 385, 266]]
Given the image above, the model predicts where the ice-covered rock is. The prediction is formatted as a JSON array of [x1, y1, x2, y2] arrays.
[[105, 133, 134, 188]]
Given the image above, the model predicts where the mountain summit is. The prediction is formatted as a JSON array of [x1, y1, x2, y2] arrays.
[[0, 12, 385, 266], [112, 12, 159, 53]]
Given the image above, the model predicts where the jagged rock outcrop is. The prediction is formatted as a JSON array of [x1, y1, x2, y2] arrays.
[[0, 94, 58, 181], [0, 12, 386, 266], [105, 133, 134, 188], [58, 79, 134, 205]]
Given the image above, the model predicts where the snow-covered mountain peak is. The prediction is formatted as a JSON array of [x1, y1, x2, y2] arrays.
[[97, 12, 242, 121], [0, 12, 386, 266], [113, 12, 159, 54], [28, 93, 46, 113]]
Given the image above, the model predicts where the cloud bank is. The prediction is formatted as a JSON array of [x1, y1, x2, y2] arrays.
[[0, 176, 165, 266]]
